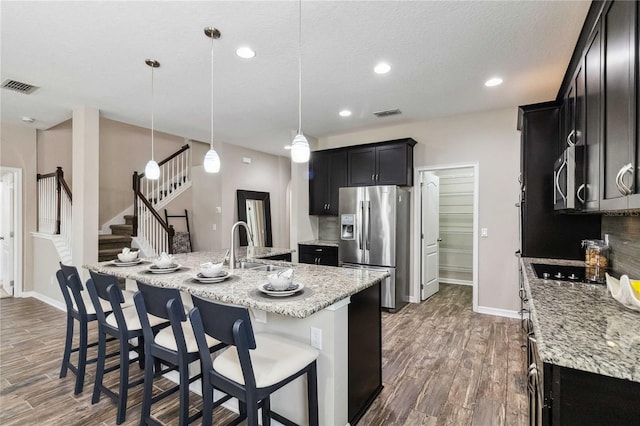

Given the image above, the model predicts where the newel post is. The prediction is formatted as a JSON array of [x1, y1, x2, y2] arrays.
[[132, 172, 139, 237], [55, 167, 63, 235]]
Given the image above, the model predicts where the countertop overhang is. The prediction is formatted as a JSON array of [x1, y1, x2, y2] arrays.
[[85, 248, 388, 319], [521, 257, 640, 383]]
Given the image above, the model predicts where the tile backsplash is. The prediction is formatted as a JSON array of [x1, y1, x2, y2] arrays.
[[318, 216, 340, 241], [602, 215, 640, 278]]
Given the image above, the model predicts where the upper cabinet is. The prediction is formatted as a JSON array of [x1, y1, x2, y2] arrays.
[[600, 0, 639, 210], [309, 150, 347, 215], [309, 138, 416, 216], [557, 0, 639, 212], [347, 139, 416, 186]]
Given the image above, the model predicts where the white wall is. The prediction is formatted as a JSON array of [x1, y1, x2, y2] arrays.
[[313, 107, 521, 313]]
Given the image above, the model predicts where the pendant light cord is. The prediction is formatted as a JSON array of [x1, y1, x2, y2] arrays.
[[298, 0, 302, 134], [211, 33, 219, 150], [151, 65, 155, 160]]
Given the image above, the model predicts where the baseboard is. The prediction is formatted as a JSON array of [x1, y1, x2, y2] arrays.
[[22, 291, 66, 312], [476, 305, 520, 319], [440, 278, 473, 286]]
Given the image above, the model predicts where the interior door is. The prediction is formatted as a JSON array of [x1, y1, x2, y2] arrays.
[[0, 172, 14, 296], [421, 172, 440, 300]]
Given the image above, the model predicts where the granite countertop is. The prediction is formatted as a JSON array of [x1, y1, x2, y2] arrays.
[[85, 248, 387, 319], [521, 257, 640, 383], [298, 240, 339, 248]]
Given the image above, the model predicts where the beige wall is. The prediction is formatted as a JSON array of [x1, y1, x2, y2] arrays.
[[316, 107, 521, 312], [37, 119, 73, 186], [99, 118, 189, 225], [0, 123, 38, 292], [32, 235, 65, 305]]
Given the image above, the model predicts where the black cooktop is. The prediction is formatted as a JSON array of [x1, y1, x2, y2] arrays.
[[530, 263, 618, 284]]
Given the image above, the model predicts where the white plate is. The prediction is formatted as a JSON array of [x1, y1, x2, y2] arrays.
[[147, 264, 182, 274], [194, 271, 230, 283], [258, 282, 304, 297], [110, 258, 143, 266]]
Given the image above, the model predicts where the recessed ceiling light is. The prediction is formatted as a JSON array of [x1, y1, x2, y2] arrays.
[[374, 62, 391, 74], [284, 145, 292, 150], [339, 110, 352, 117], [485, 77, 503, 87], [21, 116, 35, 123], [236, 47, 256, 59]]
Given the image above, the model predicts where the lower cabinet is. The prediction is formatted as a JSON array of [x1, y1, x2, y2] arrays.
[[298, 244, 338, 266], [527, 333, 640, 425]]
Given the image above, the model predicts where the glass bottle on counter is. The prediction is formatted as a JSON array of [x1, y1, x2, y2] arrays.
[[582, 239, 610, 283]]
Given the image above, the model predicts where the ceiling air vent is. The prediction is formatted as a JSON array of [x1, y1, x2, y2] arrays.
[[1, 79, 39, 94], [373, 108, 401, 118]]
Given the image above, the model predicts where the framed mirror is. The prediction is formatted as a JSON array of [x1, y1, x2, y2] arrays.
[[236, 190, 272, 247]]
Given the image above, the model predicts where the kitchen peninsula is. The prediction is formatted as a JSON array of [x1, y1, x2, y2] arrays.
[[85, 248, 388, 425]]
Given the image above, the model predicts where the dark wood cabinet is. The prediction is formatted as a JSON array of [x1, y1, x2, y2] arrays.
[[347, 139, 416, 186], [601, 0, 637, 210], [298, 244, 338, 266], [309, 150, 347, 215], [584, 26, 602, 211]]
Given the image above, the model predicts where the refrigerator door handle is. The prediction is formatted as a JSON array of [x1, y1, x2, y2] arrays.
[[359, 201, 364, 250], [366, 201, 371, 250]]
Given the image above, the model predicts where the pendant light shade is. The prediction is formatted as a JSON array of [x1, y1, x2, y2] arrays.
[[204, 27, 221, 173], [291, 0, 310, 164], [145, 160, 160, 179], [291, 133, 310, 163], [203, 148, 221, 173], [145, 58, 160, 180]]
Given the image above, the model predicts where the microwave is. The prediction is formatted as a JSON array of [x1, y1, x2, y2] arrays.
[[553, 145, 585, 211]]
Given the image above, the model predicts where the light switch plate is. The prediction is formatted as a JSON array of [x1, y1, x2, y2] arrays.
[[481, 228, 488, 238], [310, 327, 322, 350]]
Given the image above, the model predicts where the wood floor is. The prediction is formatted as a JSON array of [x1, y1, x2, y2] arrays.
[[0, 284, 527, 425]]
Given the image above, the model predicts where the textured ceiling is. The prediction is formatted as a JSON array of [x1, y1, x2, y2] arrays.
[[1, 1, 590, 156]]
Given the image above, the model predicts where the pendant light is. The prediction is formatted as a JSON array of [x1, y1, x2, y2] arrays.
[[203, 27, 221, 173], [144, 59, 161, 180], [291, 0, 310, 163]]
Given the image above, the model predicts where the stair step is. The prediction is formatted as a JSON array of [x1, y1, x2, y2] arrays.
[[124, 215, 135, 225], [110, 224, 133, 236]]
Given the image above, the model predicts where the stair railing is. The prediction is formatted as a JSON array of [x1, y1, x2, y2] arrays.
[[37, 166, 73, 255], [132, 143, 191, 255]]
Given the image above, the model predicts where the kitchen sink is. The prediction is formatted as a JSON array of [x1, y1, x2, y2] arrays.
[[238, 261, 286, 272]]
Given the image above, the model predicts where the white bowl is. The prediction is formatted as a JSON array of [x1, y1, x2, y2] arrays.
[[267, 273, 292, 291], [200, 262, 223, 277], [117, 251, 139, 262], [154, 256, 175, 268]]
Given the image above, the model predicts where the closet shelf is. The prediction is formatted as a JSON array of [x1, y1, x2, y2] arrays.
[[440, 265, 473, 273]]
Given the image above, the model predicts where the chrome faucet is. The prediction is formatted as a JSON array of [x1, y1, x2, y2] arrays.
[[229, 221, 254, 270]]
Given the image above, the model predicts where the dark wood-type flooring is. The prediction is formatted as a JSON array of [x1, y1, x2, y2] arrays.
[[0, 283, 527, 425]]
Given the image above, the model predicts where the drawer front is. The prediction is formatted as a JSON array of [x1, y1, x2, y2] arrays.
[[298, 245, 338, 266]]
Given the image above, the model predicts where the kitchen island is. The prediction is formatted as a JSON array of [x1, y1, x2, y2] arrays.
[[520, 257, 640, 424], [85, 248, 388, 426]]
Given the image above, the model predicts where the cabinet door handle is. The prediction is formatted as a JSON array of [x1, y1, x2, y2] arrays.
[[619, 163, 634, 195], [314, 248, 323, 252], [576, 184, 585, 204], [566, 129, 575, 147], [327, 203, 330, 210], [371, 174, 375, 181], [376, 173, 379, 181], [554, 159, 567, 203]]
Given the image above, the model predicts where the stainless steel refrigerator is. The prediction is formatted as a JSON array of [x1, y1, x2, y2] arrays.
[[339, 185, 410, 312]]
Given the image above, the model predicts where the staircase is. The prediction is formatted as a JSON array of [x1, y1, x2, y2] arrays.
[[98, 215, 134, 261]]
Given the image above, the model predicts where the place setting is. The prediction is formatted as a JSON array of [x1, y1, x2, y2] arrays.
[[256, 269, 306, 298], [191, 262, 233, 284], [145, 252, 185, 274], [108, 248, 145, 267]]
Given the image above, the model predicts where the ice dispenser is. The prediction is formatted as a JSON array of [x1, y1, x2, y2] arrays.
[[341, 214, 355, 240]]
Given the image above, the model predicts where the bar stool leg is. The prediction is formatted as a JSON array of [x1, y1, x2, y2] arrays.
[[116, 338, 130, 424], [75, 319, 89, 394], [308, 362, 319, 426], [60, 314, 74, 378], [140, 350, 155, 425], [261, 397, 271, 426], [92, 330, 107, 404], [178, 359, 190, 426]]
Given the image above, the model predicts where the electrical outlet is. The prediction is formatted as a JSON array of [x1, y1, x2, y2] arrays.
[[310, 327, 322, 350], [212, 223, 217, 231], [481, 228, 488, 238]]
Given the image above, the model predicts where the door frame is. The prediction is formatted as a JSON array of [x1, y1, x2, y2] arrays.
[[0, 167, 23, 297], [412, 162, 479, 312]]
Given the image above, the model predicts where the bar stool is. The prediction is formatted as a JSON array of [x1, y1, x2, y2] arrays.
[[57, 265, 110, 395], [189, 295, 320, 426], [134, 281, 226, 426], [86, 271, 169, 424]]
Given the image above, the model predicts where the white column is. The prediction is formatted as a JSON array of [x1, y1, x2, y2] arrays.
[[72, 107, 100, 277]]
